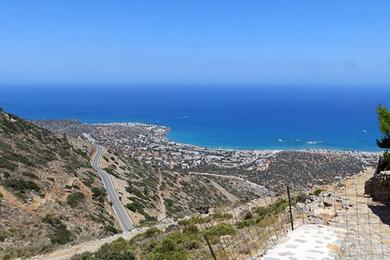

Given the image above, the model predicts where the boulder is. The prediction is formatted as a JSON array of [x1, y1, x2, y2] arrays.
[[323, 197, 333, 207], [365, 171, 390, 203]]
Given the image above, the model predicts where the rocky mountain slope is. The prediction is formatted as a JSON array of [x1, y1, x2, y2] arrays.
[[97, 150, 266, 225], [0, 109, 118, 259]]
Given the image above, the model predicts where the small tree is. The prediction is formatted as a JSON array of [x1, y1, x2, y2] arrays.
[[376, 105, 390, 171]]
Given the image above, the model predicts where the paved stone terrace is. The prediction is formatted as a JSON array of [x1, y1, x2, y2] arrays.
[[262, 224, 346, 260]]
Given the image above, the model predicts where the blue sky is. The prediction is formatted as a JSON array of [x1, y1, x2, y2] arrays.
[[1, 0, 390, 86]]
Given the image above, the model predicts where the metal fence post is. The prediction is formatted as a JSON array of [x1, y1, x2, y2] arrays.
[[204, 234, 217, 260], [287, 186, 294, 231]]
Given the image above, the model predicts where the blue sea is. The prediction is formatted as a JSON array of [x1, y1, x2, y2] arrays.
[[1, 85, 389, 151]]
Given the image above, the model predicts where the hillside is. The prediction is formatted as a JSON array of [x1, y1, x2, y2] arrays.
[[0, 109, 118, 259], [97, 151, 266, 225]]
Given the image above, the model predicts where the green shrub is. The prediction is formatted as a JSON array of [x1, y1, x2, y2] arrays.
[[236, 219, 256, 229], [126, 200, 145, 214], [126, 185, 148, 201], [268, 198, 288, 214], [104, 223, 119, 234], [67, 192, 85, 207], [104, 167, 119, 178], [178, 219, 191, 226], [212, 212, 233, 220], [72, 252, 94, 260], [378, 152, 390, 171], [148, 238, 189, 260], [82, 173, 95, 187], [52, 225, 73, 245], [42, 215, 72, 245], [94, 238, 135, 260], [0, 157, 17, 171], [204, 223, 236, 244], [313, 188, 324, 196], [143, 227, 162, 238], [22, 172, 39, 179], [4, 178, 40, 193], [92, 187, 106, 203], [140, 214, 158, 225], [0, 229, 7, 242], [182, 224, 198, 235], [0, 192, 3, 199], [0, 141, 11, 151], [294, 192, 308, 204]]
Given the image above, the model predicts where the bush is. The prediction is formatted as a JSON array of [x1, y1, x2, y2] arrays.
[[0, 141, 11, 151], [0, 157, 17, 171], [82, 173, 95, 187], [313, 188, 324, 196], [140, 214, 158, 225], [67, 192, 85, 207], [22, 172, 39, 179], [42, 215, 72, 245], [92, 187, 106, 203], [143, 227, 162, 238], [104, 224, 119, 234], [148, 238, 189, 260], [126, 200, 145, 214], [0, 192, 3, 199], [204, 223, 236, 244], [212, 212, 233, 220], [94, 238, 135, 260], [72, 252, 94, 260], [0, 229, 7, 242], [182, 224, 199, 235], [4, 178, 40, 193], [294, 192, 308, 204], [236, 219, 256, 229], [377, 152, 390, 172]]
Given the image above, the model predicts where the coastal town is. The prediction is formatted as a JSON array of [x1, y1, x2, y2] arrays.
[[34, 120, 273, 169], [35, 120, 379, 191]]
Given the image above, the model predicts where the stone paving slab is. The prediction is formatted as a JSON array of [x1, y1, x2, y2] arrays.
[[262, 224, 346, 260]]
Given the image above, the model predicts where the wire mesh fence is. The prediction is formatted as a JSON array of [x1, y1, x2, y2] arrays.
[[197, 171, 390, 260]]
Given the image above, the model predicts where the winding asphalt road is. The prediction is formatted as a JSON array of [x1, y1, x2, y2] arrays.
[[92, 145, 134, 231]]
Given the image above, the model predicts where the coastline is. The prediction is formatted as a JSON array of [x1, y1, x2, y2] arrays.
[[34, 118, 380, 193], [90, 121, 381, 154]]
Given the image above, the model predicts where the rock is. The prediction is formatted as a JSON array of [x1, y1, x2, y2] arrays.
[[341, 201, 349, 209], [309, 194, 319, 202], [239, 209, 252, 219], [365, 170, 390, 203], [314, 208, 336, 218], [295, 202, 306, 213], [323, 198, 333, 207]]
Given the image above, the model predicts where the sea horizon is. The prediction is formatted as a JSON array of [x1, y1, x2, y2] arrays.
[[1, 85, 389, 152]]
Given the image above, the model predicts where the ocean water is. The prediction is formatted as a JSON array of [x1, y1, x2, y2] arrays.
[[1, 85, 389, 151]]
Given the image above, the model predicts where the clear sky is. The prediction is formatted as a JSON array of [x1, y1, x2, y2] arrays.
[[1, 0, 390, 86]]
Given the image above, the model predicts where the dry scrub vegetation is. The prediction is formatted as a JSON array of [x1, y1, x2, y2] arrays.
[[0, 110, 119, 259]]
